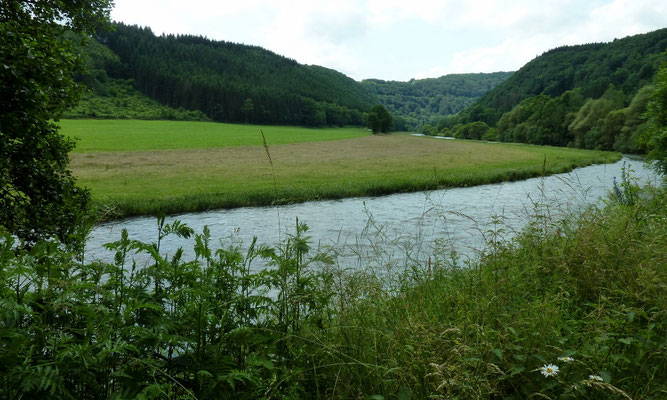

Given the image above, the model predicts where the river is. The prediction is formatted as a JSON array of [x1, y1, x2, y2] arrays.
[[85, 157, 660, 271]]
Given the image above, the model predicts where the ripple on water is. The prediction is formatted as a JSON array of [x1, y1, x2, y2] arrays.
[[86, 158, 660, 270]]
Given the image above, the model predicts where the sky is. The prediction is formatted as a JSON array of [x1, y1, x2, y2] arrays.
[[110, 0, 667, 82]]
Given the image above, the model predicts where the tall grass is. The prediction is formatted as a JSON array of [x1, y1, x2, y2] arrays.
[[76, 137, 618, 220], [303, 178, 666, 399], [61, 119, 620, 220], [1, 176, 663, 399]]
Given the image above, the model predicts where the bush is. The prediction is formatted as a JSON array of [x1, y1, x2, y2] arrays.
[[1, 180, 664, 399]]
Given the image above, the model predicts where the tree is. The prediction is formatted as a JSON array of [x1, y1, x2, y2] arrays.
[[366, 104, 394, 134], [0, 0, 113, 244], [645, 58, 667, 175], [241, 97, 254, 123], [568, 86, 625, 149], [451, 121, 489, 140]]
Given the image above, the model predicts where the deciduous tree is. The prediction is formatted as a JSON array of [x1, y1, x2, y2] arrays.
[[646, 58, 667, 175], [366, 104, 394, 134], [0, 0, 113, 244]]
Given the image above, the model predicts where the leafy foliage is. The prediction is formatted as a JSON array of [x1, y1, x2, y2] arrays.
[[1, 179, 664, 399], [0, 0, 112, 244], [645, 58, 667, 174], [0, 217, 335, 399], [450, 121, 491, 140], [64, 79, 211, 121], [366, 104, 394, 134]]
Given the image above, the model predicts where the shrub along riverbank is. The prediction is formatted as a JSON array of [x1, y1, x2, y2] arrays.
[[61, 120, 620, 220], [1, 172, 664, 398]]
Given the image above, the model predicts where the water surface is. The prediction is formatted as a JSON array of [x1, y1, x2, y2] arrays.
[[86, 158, 658, 270]]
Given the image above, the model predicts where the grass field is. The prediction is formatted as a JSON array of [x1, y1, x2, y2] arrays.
[[61, 119, 370, 152], [61, 119, 621, 219]]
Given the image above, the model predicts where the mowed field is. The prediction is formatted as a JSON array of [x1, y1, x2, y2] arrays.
[[61, 119, 621, 219], [61, 119, 369, 152]]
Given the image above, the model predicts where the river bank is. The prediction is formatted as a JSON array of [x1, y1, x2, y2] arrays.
[[61, 121, 620, 220], [85, 157, 658, 268], [4, 160, 664, 399]]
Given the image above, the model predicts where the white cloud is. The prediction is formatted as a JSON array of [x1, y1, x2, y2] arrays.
[[447, 38, 541, 75], [110, 0, 667, 81], [585, 0, 667, 39]]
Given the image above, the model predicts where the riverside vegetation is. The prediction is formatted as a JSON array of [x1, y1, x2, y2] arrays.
[[1, 169, 664, 399], [3, 2, 666, 399], [60, 119, 620, 220]]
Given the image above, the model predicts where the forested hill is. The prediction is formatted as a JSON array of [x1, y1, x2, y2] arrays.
[[435, 28, 667, 155], [361, 72, 513, 130], [457, 28, 667, 126], [88, 23, 378, 126]]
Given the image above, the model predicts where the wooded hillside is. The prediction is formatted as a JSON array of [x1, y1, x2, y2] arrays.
[[86, 23, 378, 126], [458, 28, 667, 126], [438, 28, 667, 154], [361, 72, 512, 130]]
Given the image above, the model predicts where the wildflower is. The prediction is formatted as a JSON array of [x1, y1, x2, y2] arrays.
[[540, 364, 559, 377], [558, 356, 574, 363], [589, 374, 603, 381]]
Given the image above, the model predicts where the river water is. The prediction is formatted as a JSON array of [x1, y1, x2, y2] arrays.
[[85, 158, 659, 271]]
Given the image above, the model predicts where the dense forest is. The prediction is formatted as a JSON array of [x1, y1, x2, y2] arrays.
[[361, 72, 513, 130], [82, 23, 378, 126], [70, 25, 510, 130], [438, 28, 667, 153]]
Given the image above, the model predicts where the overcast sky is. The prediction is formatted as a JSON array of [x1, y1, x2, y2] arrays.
[[111, 0, 667, 82]]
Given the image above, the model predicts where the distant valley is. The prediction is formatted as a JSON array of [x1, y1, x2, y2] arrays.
[[68, 24, 667, 155]]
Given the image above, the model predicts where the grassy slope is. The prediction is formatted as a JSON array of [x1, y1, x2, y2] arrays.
[[62, 119, 621, 219], [63, 79, 211, 122]]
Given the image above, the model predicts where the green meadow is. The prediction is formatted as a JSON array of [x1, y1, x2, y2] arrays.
[[61, 119, 370, 152], [61, 119, 621, 219]]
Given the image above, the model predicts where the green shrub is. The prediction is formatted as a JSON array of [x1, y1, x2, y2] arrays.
[[1, 181, 664, 399]]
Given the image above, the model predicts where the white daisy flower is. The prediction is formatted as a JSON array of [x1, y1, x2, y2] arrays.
[[557, 356, 574, 363], [589, 374, 603, 381], [540, 364, 559, 377]]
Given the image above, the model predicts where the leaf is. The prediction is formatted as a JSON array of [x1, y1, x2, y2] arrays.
[[247, 356, 274, 370], [493, 348, 503, 361], [226, 326, 254, 345], [197, 370, 214, 380], [619, 337, 635, 345], [599, 370, 612, 383]]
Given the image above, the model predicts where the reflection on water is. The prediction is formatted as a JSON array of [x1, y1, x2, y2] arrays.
[[86, 158, 659, 270]]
